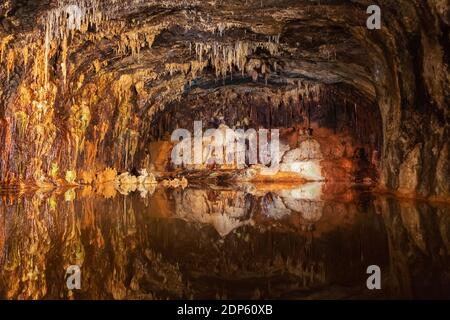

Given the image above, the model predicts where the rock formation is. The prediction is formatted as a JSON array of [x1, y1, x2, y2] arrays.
[[0, 1, 448, 199]]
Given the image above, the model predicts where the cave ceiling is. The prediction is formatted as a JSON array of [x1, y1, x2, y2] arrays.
[[0, 0, 449, 198], [0, 0, 379, 119]]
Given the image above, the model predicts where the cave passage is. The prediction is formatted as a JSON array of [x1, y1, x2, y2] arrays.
[[0, 0, 449, 300]]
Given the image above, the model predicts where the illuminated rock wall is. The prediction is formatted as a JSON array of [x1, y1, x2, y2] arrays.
[[0, 0, 448, 199]]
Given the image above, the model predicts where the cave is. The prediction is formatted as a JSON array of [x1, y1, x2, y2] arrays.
[[0, 0, 449, 300]]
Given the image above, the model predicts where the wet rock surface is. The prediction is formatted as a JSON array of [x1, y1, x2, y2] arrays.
[[0, 0, 447, 199]]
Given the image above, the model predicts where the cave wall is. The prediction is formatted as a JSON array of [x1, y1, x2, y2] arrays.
[[0, 0, 448, 198], [148, 82, 382, 182], [354, 0, 450, 198]]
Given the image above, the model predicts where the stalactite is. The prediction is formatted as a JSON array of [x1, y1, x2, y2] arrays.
[[0, 35, 13, 63], [40, 0, 104, 89], [354, 103, 358, 139], [166, 62, 191, 76], [6, 50, 14, 81], [61, 35, 68, 86], [44, 21, 51, 89], [22, 46, 29, 71], [115, 27, 161, 57], [217, 23, 225, 37], [193, 40, 279, 79], [268, 34, 280, 44]]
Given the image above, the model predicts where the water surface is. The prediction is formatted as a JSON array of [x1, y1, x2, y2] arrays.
[[0, 183, 449, 299]]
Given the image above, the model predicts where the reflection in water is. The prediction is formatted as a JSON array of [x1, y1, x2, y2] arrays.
[[0, 183, 449, 299]]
